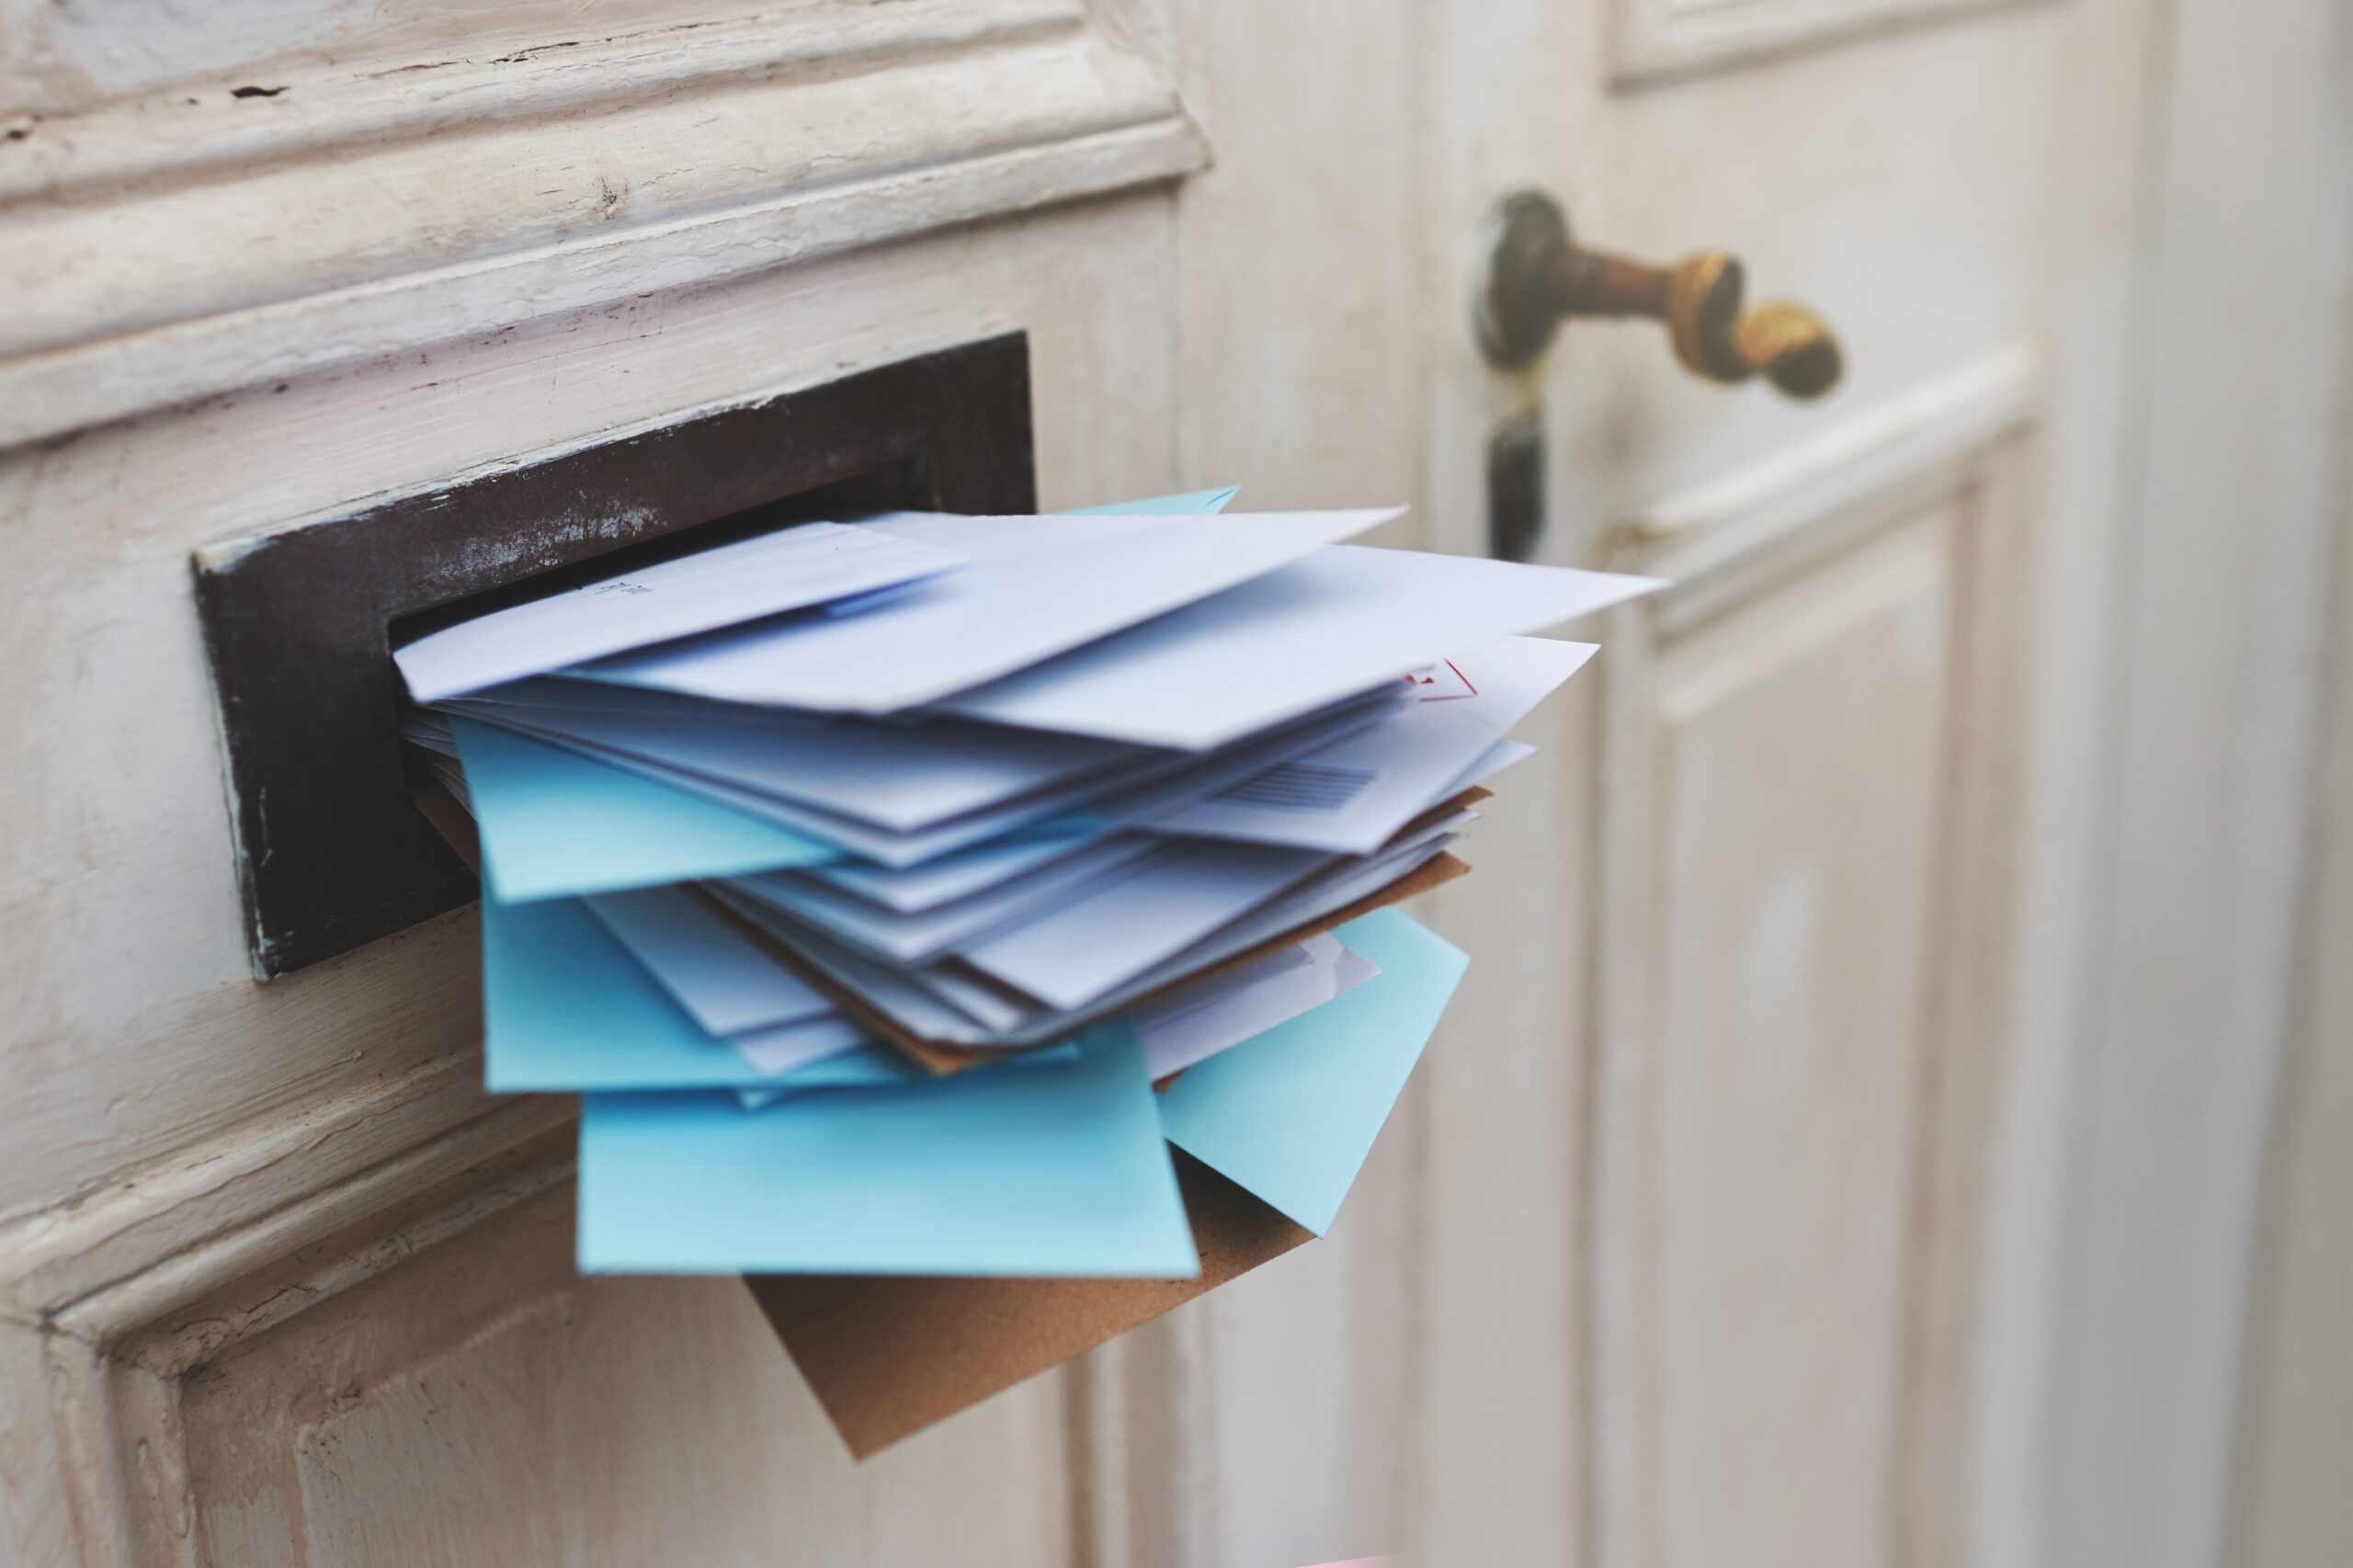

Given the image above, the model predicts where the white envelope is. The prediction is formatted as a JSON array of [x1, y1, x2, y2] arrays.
[[582, 509, 1398, 712], [446, 694, 1138, 833], [935, 545, 1658, 749], [801, 820, 1110, 913], [395, 521, 966, 703], [712, 826, 1458, 1050], [1089, 828, 1465, 1024], [580, 883, 835, 1037], [962, 812, 1466, 1012], [1445, 738, 1537, 796], [961, 838, 1328, 1011], [710, 889, 1014, 1043], [726, 1014, 870, 1076], [1132, 933, 1381, 1081], [1128, 636, 1595, 853], [466, 682, 1400, 869], [459, 714, 1107, 867], [728, 834, 1165, 964]]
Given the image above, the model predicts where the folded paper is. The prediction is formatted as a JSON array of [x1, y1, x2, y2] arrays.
[[577, 1030, 1199, 1277], [1131, 931, 1379, 1081], [1066, 485, 1239, 517], [453, 715, 833, 902], [746, 1153, 1311, 1458], [389, 478, 1656, 1460], [589, 507, 1392, 712], [581, 882, 835, 1037], [483, 888, 854, 1092], [1155, 910, 1468, 1234], [396, 520, 968, 702], [938, 546, 1655, 750], [1132, 635, 1596, 853]]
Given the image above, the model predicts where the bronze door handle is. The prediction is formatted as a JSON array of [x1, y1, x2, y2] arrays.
[[1476, 189, 1842, 398]]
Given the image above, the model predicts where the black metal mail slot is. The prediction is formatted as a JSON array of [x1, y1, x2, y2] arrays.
[[194, 334, 1037, 978]]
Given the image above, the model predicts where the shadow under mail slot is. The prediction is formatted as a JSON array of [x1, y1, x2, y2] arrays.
[[401, 486, 1659, 1454]]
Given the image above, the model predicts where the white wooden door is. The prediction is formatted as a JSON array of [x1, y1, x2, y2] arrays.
[[1129, 4, 2160, 1566], [0, 2, 2220, 1566]]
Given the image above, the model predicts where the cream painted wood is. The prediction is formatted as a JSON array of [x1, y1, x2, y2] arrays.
[[6, 1095, 1072, 1567], [0, 0, 1204, 447], [2050, 0, 2353, 1562], [1626, 509, 1957, 1568], [1590, 373, 2038, 1568], [0, 191, 1178, 1227], [1609, 0, 2047, 85], [1392, 4, 2151, 1565], [2228, 441, 2353, 1568]]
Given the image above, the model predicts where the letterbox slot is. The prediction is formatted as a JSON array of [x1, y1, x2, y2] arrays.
[[194, 334, 1035, 978], [386, 462, 920, 652]]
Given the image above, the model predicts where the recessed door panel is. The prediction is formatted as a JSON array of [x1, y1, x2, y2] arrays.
[[1644, 512, 1955, 1568]]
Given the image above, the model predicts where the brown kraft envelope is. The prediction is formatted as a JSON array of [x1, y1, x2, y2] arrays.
[[743, 1152, 1314, 1458]]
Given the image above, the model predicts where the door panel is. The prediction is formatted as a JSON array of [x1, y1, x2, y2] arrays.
[[177, 1189, 1072, 1568], [1587, 390, 2035, 1568], [1394, 0, 2140, 1557], [1646, 514, 1952, 1568]]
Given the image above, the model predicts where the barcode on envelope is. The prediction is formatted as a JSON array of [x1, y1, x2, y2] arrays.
[[1209, 762, 1378, 812]]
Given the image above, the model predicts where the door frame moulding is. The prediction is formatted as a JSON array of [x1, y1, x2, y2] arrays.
[[0, 0, 1207, 449], [1608, 0, 2057, 89], [0, 1051, 571, 1568], [1587, 340, 2046, 1568], [0, 1051, 556, 1327]]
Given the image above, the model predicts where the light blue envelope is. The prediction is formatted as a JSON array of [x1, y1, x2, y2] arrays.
[[576, 1028, 1199, 1277], [483, 886, 853, 1091], [451, 714, 835, 903], [1066, 485, 1238, 517], [483, 886, 1080, 1096], [748, 1042, 915, 1093], [745, 1040, 1080, 1098], [1154, 910, 1467, 1234]]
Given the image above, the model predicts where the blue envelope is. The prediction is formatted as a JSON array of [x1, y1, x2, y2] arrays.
[[453, 715, 835, 903], [576, 1028, 1199, 1277], [1067, 485, 1237, 517], [483, 887, 850, 1092], [483, 887, 1083, 1095], [1154, 910, 1467, 1234], [743, 1040, 1080, 1097]]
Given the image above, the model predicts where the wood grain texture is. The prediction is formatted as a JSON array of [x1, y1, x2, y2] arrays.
[[2052, 0, 2353, 1560], [0, 1, 1204, 448], [2229, 410, 2353, 1568], [1405, 0, 2152, 1558], [1610, 0, 2051, 86], [1592, 376, 2036, 1568], [0, 187, 1179, 1216]]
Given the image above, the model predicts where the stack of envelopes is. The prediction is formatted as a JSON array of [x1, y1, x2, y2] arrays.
[[397, 488, 1655, 1453]]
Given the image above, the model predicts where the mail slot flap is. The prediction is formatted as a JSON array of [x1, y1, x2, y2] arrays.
[[193, 335, 1036, 977]]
